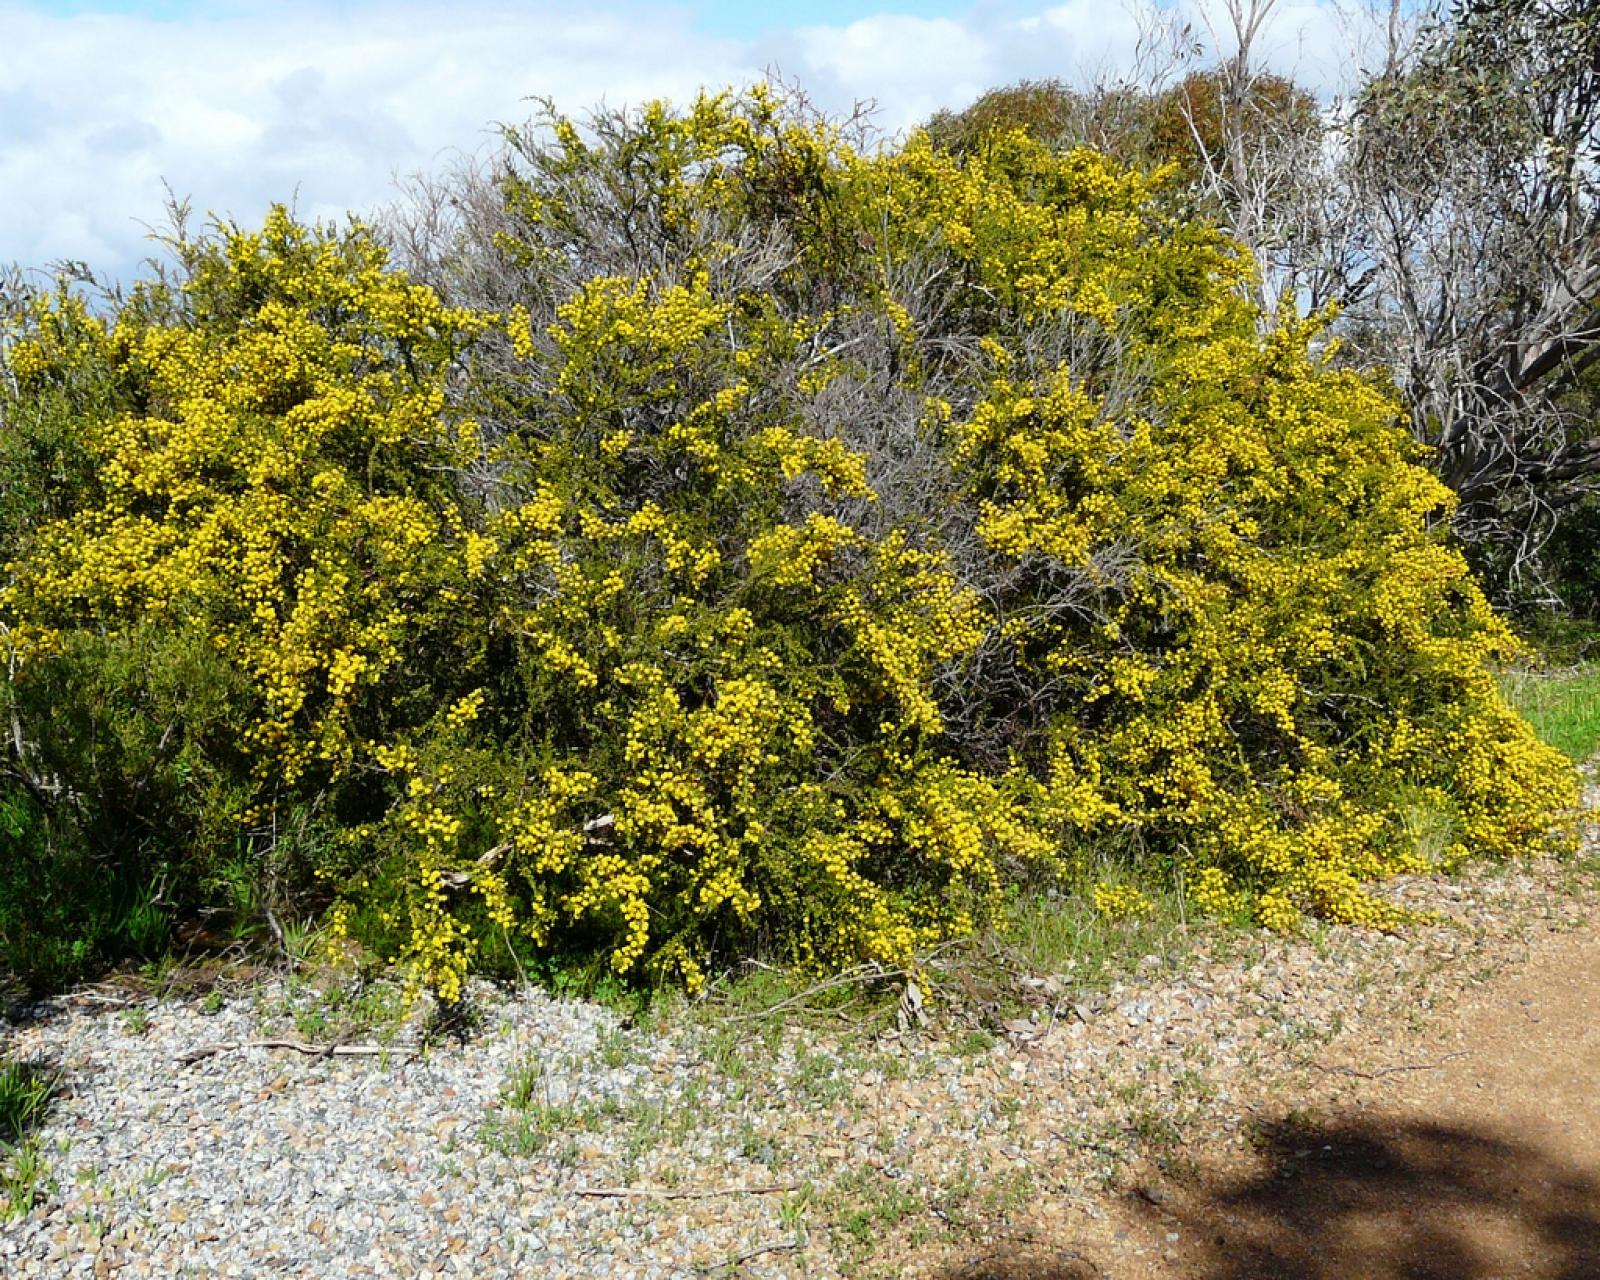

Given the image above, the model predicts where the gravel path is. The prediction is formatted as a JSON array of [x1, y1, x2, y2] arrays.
[[2, 988, 703, 1278], [1051, 892, 1600, 1279], [1230, 923, 1597, 1278], [3, 835, 1595, 1278]]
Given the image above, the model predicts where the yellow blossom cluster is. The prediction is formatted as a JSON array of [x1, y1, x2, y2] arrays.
[[1093, 883, 1153, 921], [0, 91, 1576, 1001]]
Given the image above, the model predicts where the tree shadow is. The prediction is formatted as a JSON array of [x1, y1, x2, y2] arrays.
[[1162, 1115, 1600, 1279], [943, 1246, 1107, 1279], [936, 1114, 1600, 1279]]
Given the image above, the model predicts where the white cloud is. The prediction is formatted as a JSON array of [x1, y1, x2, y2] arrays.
[[784, 15, 992, 124], [0, 2, 748, 281], [0, 0, 1368, 286]]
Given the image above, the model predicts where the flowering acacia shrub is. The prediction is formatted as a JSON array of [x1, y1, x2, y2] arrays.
[[0, 89, 1574, 998]]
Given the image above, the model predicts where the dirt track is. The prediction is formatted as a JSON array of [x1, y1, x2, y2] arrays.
[[1131, 920, 1600, 1278], [950, 913, 1600, 1280]]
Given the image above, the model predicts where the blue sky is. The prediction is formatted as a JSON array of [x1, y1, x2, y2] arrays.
[[696, 1, 975, 38], [16, 0, 981, 36], [0, 0, 1368, 286]]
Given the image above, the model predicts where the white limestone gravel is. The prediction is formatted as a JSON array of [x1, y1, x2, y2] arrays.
[[1, 983, 827, 1279], [2, 835, 1594, 1279]]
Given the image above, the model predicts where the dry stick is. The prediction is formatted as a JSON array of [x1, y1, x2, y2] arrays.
[[712, 940, 966, 1025], [69, 991, 142, 1009], [716, 965, 903, 1024], [709, 1237, 802, 1273], [574, 1182, 797, 1201], [1310, 1050, 1469, 1081], [177, 1039, 390, 1067]]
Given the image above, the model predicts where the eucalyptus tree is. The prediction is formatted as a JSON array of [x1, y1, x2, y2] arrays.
[[1340, 0, 1600, 595]]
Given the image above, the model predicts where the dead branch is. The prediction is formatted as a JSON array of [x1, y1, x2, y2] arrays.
[[708, 1237, 803, 1273], [574, 1182, 797, 1200], [1309, 1050, 1468, 1080], [176, 1039, 392, 1067], [714, 963, 906, 1024]]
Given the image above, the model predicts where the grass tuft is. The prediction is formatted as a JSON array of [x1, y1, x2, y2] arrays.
[[0, 1056, 59, 1220], [0, 1058, 56, 1147], [1503, 663, 1600, 762]]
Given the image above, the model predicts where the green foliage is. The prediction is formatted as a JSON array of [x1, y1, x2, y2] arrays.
[[1502, 664, 1600, 762], [924, 71, 1319, 194], [1541, 496, 1600, 623], [0, 88, 1576, 1001], [0, 783, 173, 991], [925, 79, 1107, 155], [0, 1058, 55, 1147], [0, 1056, 57, 1221]]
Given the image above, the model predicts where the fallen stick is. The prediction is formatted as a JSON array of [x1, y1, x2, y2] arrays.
[[709, 1237, 802, 1273], [716, 964, 901, 1024], [177, 1039, 390, 1066], [1310, 1050, 1468, 1080], [574, 1182, 797, 1201]]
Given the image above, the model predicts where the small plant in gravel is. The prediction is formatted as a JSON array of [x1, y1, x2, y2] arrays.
[[272, 974, 408, 1044], [1129, 1104, 1185, 1151], [982, 1166, 1037, 1219], [777, 1183, 814, 1231], [955, 1031, 996, 1057], [791, 1050, 852, 1105], [1, 1137, 52, 1220], [485, 1055, 633, 1156], [140, 1164, 178, 1190], [486, 1098, 579, 1158], [500, 1058, 546, 1114], [700, 1025, 751, 1079], [0, 1056, 58, 1221], [0, 1057, 54, 1144], [829, 1167, 923, 1249], [595, 1024, 640, 1071]]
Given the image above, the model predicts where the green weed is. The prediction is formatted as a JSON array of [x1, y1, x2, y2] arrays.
[[1, 1137, 51, 1219], [1502, 663, 1600, 761], [0, 1057, 58, 1221], [0, 1059, 55, 1146]]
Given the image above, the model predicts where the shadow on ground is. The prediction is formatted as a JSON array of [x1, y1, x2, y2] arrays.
[[943, 1247, 1106, 1279], [939, 1115, 1600, 1279]]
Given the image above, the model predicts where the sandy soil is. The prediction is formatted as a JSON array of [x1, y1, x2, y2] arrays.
[[942, 915, 1600, 1279]]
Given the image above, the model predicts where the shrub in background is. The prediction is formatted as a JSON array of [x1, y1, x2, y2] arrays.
[[1, 89, 1575, 999]]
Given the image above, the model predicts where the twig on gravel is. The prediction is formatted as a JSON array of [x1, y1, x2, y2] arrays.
[[69, 991, 142, 1009], [715, 965, 904, 1023], [711, 940, 968, 1024], [1309, 1050, 1468, 1080], [576, 1182, 798, 1200], [705, 1236, 802, 1273], [176, 1039, 390, 1066]]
